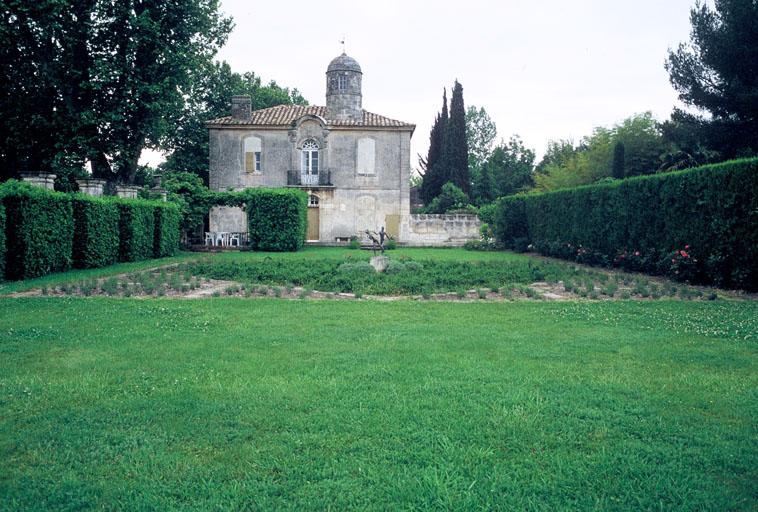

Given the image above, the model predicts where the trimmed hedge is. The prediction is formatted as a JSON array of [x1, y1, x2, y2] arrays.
[[244, 188, 307, 251], [0, 202, 5, 278], [0, 180, 73, 279], [154, 203, 181, 258], [117, 199, 156, 262], [72, 195, 120, 269], [494, 158, 758, 290]]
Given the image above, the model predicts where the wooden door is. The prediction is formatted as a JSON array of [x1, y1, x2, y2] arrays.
[[307, 206, 320, 241]]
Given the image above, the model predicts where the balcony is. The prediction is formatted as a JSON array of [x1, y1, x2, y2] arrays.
[[287, 170, 334, 188]]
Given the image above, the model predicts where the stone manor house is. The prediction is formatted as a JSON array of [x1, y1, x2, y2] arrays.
[[207, 52, 479, 245]]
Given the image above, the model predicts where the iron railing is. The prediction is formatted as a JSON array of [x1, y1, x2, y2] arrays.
[[287, 169, 332, 187]]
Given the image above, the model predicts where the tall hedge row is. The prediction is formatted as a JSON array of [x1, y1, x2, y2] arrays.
[[154, 203, 181, 258], [117, 199, 157, 262], [494, 158, 758, 290], [72, 195, 120, 269], [0, 203, 5, 278], [245, 188, 307, 252], [0, 181, 73, 279]]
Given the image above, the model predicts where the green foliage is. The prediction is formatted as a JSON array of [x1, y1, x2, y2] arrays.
[[421, 182, 469, 214], [612, 141, 625, 179], [466, 105, 497, 172], [184, 252, 574, 296], [117, 200, 157, 262], [477, 203, 498, 226], [444, 80, 470, 194], [536, 113, 667, 191], [0, 203, 5, 278], [0, 0, 233, 183], [244, 189, 307, 252], [154, 203, 181, 258], [160, 62, 308, 183], [665, 0, 758, 158], [71, 195, 119, 269], [495, 158, 758, 290], [419, 89, 449, 203], [0, 180, 73, 279], [482, 136, 535, 200]]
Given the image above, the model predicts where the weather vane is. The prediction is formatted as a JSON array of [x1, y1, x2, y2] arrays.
[[340, 35, 346, 54]]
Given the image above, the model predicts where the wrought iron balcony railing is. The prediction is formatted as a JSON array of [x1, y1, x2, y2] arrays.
[[287, 170, 333, 187]]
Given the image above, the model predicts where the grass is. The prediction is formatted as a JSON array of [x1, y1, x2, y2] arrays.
[[1, 297, 756, 510]]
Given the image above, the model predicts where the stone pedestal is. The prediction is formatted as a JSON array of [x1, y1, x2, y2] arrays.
[[370, 256, 390, 273], [76, 178, 106, 197], [151, 188, 167, 201], [115, 185, 140, 199], [20, 173, 56, 190]]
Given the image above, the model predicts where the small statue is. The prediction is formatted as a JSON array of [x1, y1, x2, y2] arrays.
[[365, 227, 393, 255], [365, 229, 381, 255]]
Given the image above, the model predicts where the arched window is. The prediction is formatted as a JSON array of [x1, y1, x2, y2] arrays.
[[244, 136, 262, 173], [301, 139, 319, 175], [309, 194, 319, 207]]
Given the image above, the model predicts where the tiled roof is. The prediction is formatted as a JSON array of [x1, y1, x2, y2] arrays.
[[206, 105, 414, 129]]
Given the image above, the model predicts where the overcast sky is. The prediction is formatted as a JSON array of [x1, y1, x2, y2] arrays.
[[144, 0, 700, 170]]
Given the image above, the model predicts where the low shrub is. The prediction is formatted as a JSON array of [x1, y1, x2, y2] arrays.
[[117, 199, 156, 262], [0, 180, 73, 279], [153, 203, 181, 258], [494, 158, 758, 290], [72, 195, 120, 269]]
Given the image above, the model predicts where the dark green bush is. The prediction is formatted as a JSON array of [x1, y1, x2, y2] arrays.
[[117, 199, 156, 262], [72, 195, 120, 269], [154, 203, 181, 258], [0, 202, 5, 278], [0, 180, 73, 279], [244, 189, 307, 251], [494, 158, 758, 290]]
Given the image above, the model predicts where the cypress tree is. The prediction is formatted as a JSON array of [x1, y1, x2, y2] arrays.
[[420, 89, 449, 203], [612, 141, 625, 179], [445, 80, 470, 194]]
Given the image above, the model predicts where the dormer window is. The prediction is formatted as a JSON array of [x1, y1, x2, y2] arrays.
[[338, 74, 347, 91]]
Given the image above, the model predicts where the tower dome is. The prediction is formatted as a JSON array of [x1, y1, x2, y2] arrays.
[[327, 53, 362, 74], [326, 53, 363, 121]]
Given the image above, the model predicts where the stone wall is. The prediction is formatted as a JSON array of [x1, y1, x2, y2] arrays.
[[209, 206, 247, 232], [400, 214, 481, 247]]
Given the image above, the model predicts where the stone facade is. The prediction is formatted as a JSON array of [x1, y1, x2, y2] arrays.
[[206, 53, 483, 247], [207, 53, 415, 243]]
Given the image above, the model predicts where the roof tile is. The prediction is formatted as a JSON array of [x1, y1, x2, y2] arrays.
[[206, 105, 414, 129]]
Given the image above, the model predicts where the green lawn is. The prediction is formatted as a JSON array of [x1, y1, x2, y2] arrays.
[[1, 297, 756, 510]]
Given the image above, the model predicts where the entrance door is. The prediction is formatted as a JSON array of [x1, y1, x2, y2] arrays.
[[307, 194, 320, 241]]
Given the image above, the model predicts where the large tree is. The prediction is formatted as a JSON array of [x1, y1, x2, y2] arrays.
[[444, 80, 470, 194], [665, 0, 758, 157], [0, 0, 232, 185], [419, 89, 448, 203], [161, 61, 307, 184], [465, 105, 497, 171], [485, 136, 535, 198]]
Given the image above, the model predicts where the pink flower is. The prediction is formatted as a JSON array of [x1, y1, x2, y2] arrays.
[[680, 250, 689, 258], [685, 245, 690, 250], [634, 251, 640, 257]]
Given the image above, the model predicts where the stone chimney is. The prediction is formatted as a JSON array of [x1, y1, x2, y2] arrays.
[[231, 95, 251, 121]]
